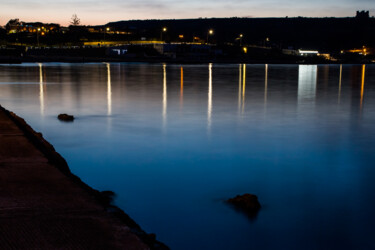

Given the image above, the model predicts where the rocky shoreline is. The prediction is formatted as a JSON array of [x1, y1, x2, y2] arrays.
[[0, 105, 169, 250]]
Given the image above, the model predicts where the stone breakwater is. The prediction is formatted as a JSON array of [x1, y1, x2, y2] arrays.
[[0, 105, 168, 250]]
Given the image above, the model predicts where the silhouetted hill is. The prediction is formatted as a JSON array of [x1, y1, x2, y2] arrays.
[[107, 17, 375, 52]]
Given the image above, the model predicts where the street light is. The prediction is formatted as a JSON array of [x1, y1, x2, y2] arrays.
[[104, 27, 110, 42], [262, 37, 270, 47], [207, 29, 214, 44], [239, 34, 243, 46], [161, 27, 167, 42], [37, 28, 41, 47]]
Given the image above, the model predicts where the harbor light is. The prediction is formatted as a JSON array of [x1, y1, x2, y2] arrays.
[[207, 29, 214, 44], [161, 27, 167, 41]]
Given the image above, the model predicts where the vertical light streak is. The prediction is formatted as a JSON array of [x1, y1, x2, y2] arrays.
[[180, 66, 184, 108], [298, 65, 317, 116], [264, 64, 268, 106], [298, 65, 317, 101], [338, 64, 342, 104], [39, 63, 44, 116], [360, 64, 366, 110], [241, 64, 246, 114], [163, 64, 167, 128], [238, 64, 242, 112], [208, 63, 213, 130], [107, 63, 112, 116]]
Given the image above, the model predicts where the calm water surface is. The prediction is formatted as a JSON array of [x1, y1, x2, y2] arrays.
[[0, 63, 374, 249]]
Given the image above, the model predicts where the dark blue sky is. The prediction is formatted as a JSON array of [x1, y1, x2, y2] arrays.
[[1, 0, 373, 25]]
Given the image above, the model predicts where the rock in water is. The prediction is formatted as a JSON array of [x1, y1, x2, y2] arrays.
[[100, 190, 116, 206], [227, 193, 261, 216], [58, 114, 74, 122]]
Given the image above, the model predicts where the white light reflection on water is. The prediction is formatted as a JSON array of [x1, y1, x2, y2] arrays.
[[107, 63, 112, 116], [338, 64, 342, 104], [208, 63, 212, 132], [39, 63, 45, 116], [163, 63, 167, 130], [298, 65, 317, 101], [298, 65, 317, 116], [180, 66, 183, 109], [264, 64, 268, 108]]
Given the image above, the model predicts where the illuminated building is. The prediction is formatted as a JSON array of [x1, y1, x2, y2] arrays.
[[5, 20, 60, 34], [298, 50, 319, 56]]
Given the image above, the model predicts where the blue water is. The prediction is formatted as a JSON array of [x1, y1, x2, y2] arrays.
[[0, 63, 374, 249]]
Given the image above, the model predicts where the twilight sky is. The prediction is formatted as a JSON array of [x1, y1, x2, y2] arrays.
[[0, 0, 373, 26]]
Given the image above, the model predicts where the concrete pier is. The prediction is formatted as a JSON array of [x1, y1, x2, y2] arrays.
[[0, 106, 166, 249]]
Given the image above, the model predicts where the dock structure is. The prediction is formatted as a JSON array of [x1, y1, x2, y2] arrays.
[[0, 106, 165, 249]]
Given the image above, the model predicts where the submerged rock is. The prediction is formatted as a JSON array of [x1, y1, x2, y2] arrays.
[[227, 193, 261, 216], [100, 190, 116, 206], [58, 114, 74, 122]]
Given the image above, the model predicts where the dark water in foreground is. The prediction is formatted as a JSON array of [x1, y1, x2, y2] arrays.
[[1, 63, 375, 249]]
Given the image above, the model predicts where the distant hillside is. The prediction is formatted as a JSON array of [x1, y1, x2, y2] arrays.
[[107, 17, 375, 52]]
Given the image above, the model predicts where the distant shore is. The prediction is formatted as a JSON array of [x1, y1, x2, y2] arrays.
[[0, 55, 373, 65]]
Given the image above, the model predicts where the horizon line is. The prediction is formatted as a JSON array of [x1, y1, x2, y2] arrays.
[[2, 13, 373, 27]]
